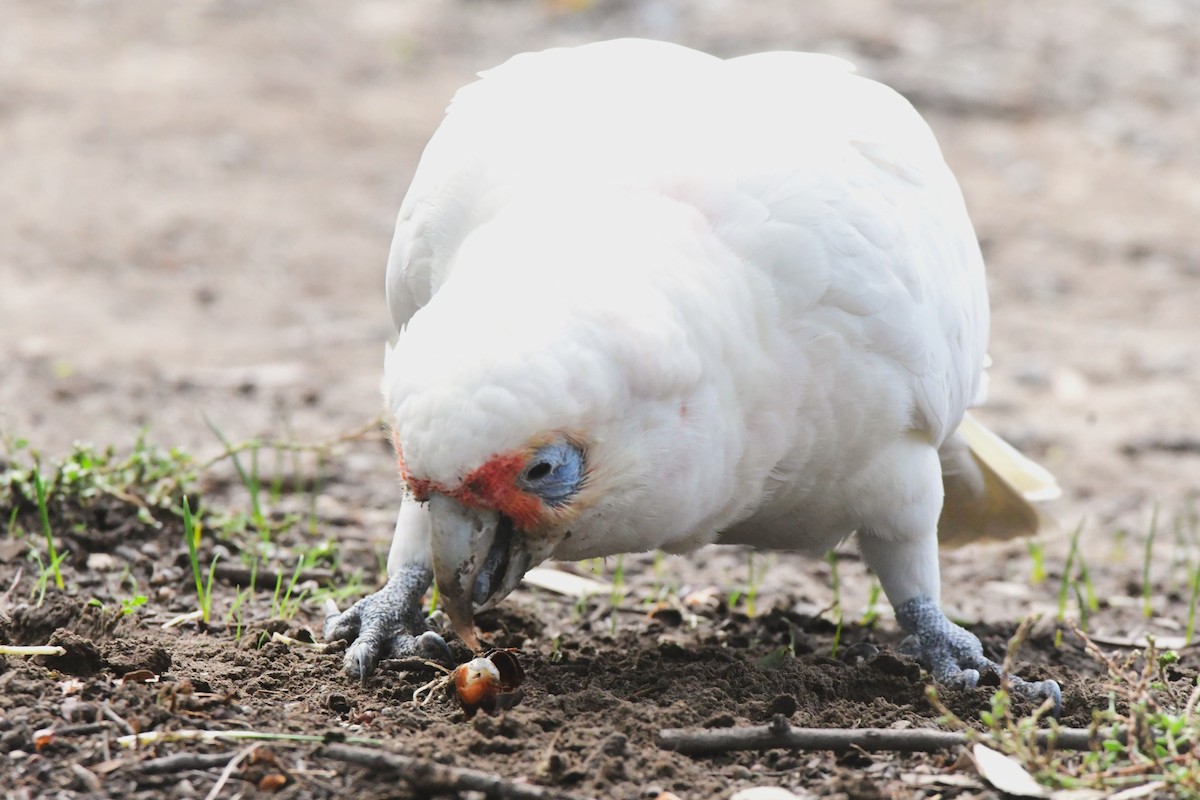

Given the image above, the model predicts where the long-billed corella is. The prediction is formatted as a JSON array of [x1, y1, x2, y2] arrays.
[[325, 38, 1062, 713]]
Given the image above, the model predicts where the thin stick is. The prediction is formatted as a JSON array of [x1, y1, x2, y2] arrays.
[[193, 416, 383, 474], [657, 718, 1106, 756], [117, 728, 386, 748], [0, 566, 22, 608], [135, 752, 244, 773], [269, 632, 331, 652], [69, 764, 102, 794], [46, 722, 114, 738], [102, 702, 137, 737], [0, 644, 66, 657], [203, 744, 258, 800], [321, 743, 591, 800]]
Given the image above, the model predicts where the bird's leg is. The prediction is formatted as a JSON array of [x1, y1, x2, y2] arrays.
[[323, 503, 451, 679], [860, 532, 1062, 715]]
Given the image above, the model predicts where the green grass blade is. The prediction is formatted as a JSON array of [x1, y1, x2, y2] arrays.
[[32, 469, 64, 589], [203, 553, 220, 625], [202, 414, 266, 535], [182, 496, 207, 619], [1143, 505, 1158, 619]]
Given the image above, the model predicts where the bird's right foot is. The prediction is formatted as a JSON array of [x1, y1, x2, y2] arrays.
[[323, 563, 451, 679], [895, 596, 1062, 716]]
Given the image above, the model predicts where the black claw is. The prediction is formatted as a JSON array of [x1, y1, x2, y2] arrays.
[[346, 644, 379, 682], [1009, 677, 1063, 718], [413, 631, 453, 665], [1043, 680, 1063, 717], [838, 641, 880, 664]]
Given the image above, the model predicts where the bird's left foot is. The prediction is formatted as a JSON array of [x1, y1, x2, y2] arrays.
[[323, 564, 452, 680], [895, 596, 1062, 716]]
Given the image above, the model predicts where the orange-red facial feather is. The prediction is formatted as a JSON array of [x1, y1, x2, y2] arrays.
[[397, 440, 545, 530]]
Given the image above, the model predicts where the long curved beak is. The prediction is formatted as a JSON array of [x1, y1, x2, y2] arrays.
[[427, 493, 555, 652], [427, 493, 497, 652]]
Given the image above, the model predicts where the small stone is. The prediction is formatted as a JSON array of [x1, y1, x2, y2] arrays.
[[85, 552, 119, 571], [601, 732, 628, 756], [703, 713, 736, 728], [766, 694, 798, 718], [326, 693, 352, 714]]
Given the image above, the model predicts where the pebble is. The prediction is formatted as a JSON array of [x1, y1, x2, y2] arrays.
[[85, 552, 120, 571]]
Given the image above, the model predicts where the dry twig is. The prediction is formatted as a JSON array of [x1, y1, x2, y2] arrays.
[[101, 702, 137, 737], [321, 743, 590, 800], [0, 566, 23, 614], [194, 415, 384, 475], [134, 751, 248, 774], [203, 744, 259, 800], [657, 716, 1106, 756]]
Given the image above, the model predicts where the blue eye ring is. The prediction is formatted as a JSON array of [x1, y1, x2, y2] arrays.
[[518, 441, 585, 506]]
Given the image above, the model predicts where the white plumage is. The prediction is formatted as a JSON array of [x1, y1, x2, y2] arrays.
[[330, 39, 1061, 709]]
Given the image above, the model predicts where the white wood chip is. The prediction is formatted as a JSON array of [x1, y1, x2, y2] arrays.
[[972, 743, 1048, 798], [1049, 790, 1109, 800], [1109, 782, 1168, 800], [162, 609, 204, 628], [521, 566, 612, 597]]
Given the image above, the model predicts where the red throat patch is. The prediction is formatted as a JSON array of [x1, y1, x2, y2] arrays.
[[396, 437, 545, 530]]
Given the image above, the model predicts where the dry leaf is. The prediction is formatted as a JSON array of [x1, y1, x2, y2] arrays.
[[972, 744, 1048, 798], [90, 759, 126, 775], [258, 773, 289, 791], [118, 670, 159, 686]]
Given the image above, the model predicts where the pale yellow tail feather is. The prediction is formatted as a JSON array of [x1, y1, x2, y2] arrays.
[[938, 413, 1061, 547], [957, 413, 1061, 502]]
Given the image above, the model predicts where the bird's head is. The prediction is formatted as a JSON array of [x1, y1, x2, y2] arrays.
[[395, 431, 589, 650]]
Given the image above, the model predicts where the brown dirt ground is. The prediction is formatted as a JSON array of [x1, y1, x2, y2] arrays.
[[2, 1, 1199, 798]]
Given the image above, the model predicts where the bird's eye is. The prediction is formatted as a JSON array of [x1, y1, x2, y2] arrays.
[[517, 441, 585, 506], [525, 461, 553, 481]]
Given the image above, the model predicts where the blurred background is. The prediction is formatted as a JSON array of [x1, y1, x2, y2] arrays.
[[1, 0, 1197, 549]]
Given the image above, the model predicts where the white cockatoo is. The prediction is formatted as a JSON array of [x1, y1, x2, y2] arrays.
[[326, 39, 1061, 710]]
